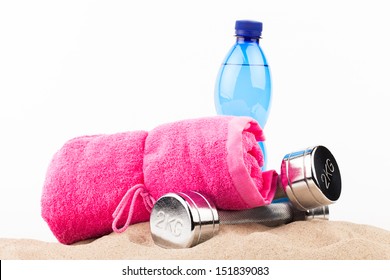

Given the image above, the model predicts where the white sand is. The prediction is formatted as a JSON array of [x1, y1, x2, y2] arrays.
[[1, 220, 389, 259]]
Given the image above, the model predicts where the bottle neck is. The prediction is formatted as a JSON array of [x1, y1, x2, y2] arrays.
[[236, 36, 260, 44]]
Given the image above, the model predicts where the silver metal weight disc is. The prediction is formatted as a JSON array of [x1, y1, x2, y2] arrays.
[[280, 145, 341, 210], [150, 191, 219, 249]]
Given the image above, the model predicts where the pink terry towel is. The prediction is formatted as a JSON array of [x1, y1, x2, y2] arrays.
[[41, 116, 277, 244], [41, 131, 152, 244]]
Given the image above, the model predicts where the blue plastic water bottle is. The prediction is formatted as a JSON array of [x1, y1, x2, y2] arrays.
[[214, 20, 272, 168]]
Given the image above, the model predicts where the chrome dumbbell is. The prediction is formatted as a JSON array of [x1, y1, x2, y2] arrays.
[[150, 145, 341, 249], [150, 191, 329, 249]]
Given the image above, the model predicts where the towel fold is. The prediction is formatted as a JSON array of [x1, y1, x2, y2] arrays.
[[144, 116, 277, 210], [41, 116, 277, 244]]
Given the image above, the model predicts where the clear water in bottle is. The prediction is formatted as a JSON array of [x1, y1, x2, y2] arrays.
[[214, 20, 272, 168]]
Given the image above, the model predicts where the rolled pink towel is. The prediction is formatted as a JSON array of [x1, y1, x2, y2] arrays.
[[41, 116, 277, 244]]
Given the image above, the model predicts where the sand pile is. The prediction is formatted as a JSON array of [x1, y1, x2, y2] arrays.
[[1, 220, 389, 260]]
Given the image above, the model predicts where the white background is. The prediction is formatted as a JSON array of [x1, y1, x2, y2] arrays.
[[0, 0, 389, 242]]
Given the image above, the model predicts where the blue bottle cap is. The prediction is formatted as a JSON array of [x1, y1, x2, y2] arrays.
[[235, 20, 262, 38]]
